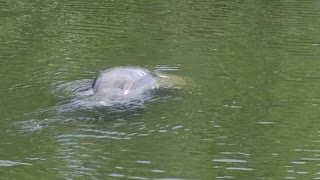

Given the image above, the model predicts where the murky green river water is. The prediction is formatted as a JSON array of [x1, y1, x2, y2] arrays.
[[1, 0, 320, 179]]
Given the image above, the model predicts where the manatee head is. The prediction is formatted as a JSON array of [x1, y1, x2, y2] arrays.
[[92, 67, 159, 97]]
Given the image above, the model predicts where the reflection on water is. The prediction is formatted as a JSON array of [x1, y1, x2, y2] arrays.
[[1, 0, 320, 179], [0, 160, 32, 167]]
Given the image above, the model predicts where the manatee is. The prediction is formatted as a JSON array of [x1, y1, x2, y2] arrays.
[[56, 66, 188, 109]]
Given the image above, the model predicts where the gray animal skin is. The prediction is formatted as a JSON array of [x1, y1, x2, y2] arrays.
[[92, 66, 159, 98]]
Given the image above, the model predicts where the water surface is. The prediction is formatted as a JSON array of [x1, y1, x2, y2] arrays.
[[1, 0, 320, 179]]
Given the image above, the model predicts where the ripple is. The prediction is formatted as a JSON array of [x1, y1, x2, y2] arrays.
[[256, 121, 276, 125], [212, 159, 247, 163], [151, 169, 166, 173], [294, 149, 320, 153], [155, 65, 182, 72], [58, 133, 130, 140], [226, 167, 254, 171], [291, 161, 306, 165], [216, 176, 235, 179], [172, 125, 183, 129], [128, 176, 149, 180], [220, 152, 251, 156], [136, 160, 151, 164], [300, 158, 320, 161]]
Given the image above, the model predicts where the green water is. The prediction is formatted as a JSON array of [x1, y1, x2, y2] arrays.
[[1, 0, 320, 179]]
